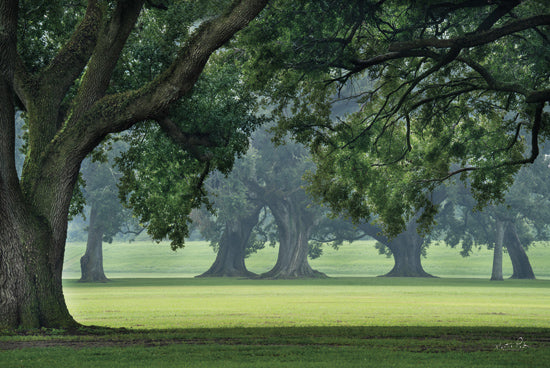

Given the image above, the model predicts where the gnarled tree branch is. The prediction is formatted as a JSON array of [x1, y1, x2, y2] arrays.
[[389, 14, 550, 51]]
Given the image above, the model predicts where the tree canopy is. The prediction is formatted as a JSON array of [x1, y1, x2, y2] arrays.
[[241, 0, 550, 235]]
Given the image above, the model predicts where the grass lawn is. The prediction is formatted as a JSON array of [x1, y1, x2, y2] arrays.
[[61, 277, 550, 329], [1, 240, 549, 367]]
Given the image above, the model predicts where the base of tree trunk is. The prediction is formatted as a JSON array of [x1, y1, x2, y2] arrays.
[[195, 269, 258, 278], [508, 274, 535, 280], [259, 267, 328, 279], [379, 269, 436, 278], [78, 276, 110, 283]]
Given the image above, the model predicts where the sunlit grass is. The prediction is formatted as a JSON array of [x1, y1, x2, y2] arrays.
[[63, 277, 550, 329]]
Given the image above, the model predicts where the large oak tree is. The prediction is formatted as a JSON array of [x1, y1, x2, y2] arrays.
[[0, 0, 267, 330]]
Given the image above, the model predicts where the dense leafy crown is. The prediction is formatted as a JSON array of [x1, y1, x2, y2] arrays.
[[240, 0, 550, 235]]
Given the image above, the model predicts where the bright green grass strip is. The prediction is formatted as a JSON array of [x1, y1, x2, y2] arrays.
[[62, 240, 550, 279], [62, 278, 550, 329]]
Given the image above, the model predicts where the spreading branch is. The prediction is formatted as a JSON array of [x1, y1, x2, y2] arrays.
[[66, 0, 268, 158], [69, 0, 146, 124], [389, 14, 550, 52], [156, 116, 214, 162]]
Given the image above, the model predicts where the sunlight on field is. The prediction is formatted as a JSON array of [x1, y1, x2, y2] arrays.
[[62, 240, 550, 330], [63, 278, 550, 330]]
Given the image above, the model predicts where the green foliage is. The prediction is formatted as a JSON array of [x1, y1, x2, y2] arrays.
[[239, 0, 550, 237], [117, 57, 262, 249]]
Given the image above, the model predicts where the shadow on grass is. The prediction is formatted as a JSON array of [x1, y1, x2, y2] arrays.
[[2, 325, 549, 352]]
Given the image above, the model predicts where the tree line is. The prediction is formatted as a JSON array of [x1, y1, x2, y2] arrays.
[[76, 126, 550, 282]]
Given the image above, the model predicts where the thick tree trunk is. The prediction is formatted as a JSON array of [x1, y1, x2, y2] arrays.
[[491, 220, 504, 281], [0, 0, 74, 329], [504, 222, 535, 279], [261, 199, 326, 279], [358, 222, 433, 277], [383, 233, 434, 277], [80, 203, 109, 282], [197, 206, 261, 278], [0, 206, 77, 329]]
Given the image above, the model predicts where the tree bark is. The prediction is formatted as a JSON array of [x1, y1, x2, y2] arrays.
[[491, 220, 504, 281], [197, 206, 261, 278], [504, 222, 535, 279], [358, 222, 433, 277], [79, 203, 109, 282], [383, 232, 434, 277], [0, 209, 77, 329], [261, 198, 326, 279]]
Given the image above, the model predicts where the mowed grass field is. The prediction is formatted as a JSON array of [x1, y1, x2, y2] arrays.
[[2, 240, 550, 367]]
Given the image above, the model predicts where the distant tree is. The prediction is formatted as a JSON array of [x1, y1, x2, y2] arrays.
[[192, 161, 268, 278], [435, 150, 550, 280], [240, 130, 330, 279], [79, 143, 142, 283], [358, 220, 430, 278]]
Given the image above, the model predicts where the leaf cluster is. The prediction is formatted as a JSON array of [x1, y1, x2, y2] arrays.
[[116, 56, 263, 249]]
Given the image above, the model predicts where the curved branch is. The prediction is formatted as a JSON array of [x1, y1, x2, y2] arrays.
[[39, 0, 102, 104], [475, 1, 520, 32], [125, 0, 269, 121], [156, 117, 214, 162], [423, 103, 544, 184], [348, 49, 440, 73], [71, 0, 267, 149], [456, 56, 550, 103], [69, 0, 145, 124], [389, 14, 550, 51]]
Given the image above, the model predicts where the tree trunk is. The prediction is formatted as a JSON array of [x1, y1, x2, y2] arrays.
[[491, 220, 504, 281], [261, 199, 326, 279], [504, 222, 535, 279], [358, 222, 433, 277], [0, 205, 78, 329], [80, 203, 109, 282], [197, 206, 261, 278], [0, 0, 75, 329], [383, 232, 434, 277]]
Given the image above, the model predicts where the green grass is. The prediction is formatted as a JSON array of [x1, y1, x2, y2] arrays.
[[61, 239, 550, 279], [2, 324, 550, 367], [2, 328, 550, 368], [2, 240, 549, 367], [62, 277, 550, 329]]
